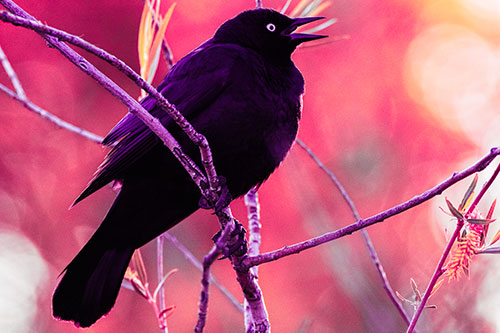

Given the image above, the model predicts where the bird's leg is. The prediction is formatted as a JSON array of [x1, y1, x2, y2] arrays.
[[212, 219, 248, 259], [197, 175, 233, 213]]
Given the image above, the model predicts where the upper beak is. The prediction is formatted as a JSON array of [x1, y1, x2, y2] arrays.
[[283, 16, 328, 44]]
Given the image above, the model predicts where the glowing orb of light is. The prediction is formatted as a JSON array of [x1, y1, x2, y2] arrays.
[[458, 0, 500, 32], [0, 231, 49, 331], [404, 24, 500, 142]]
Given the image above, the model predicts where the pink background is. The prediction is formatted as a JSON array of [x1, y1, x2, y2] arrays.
[[1, 0, 499, 331]]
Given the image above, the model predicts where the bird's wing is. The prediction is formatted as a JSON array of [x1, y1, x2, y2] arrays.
[[73, 43, 241, 205]]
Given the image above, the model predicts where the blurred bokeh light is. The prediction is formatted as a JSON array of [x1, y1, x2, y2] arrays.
[[404, 24, 500, 143], [0, 230, 49, 332]]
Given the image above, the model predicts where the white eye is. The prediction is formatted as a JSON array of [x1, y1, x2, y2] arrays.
[[266, 23, 276, 32]]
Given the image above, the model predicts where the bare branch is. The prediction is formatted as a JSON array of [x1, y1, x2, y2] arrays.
[[243, 187, 268, 330], [242, 147, 500, 269], [0, 4, 267, 329], [0, 83, 104, 143], [141, 0, 175, 69], [295, 139, 359, 219], [0, 44, 242, 323], [407, 161, 500, 332], [1, 42, 103, 143], [0, 8, 221, 194], [245, 187, 262, 270], [162, 232, 244, 312], [156, 236, 168, 333], [0, 44, 25, 98], [195, 222, 235, 332], [295, 138, 411, 325]]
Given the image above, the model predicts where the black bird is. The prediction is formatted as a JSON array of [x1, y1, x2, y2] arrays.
[[52, 8, 326, 327]]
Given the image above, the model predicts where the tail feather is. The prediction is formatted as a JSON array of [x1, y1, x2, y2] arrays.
[[52, 234, 134, 328]]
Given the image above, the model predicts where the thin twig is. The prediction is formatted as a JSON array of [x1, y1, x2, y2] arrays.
[[210, 207, 269, 331], [0, 83, 104, 143], [0, 4, 265, 329], [162, 232, 244, 312], [0, 48, 244, 317], [295, 138, 411, 325], [195, 223, 234, 332], [231, 189, 270, 331], [0, 9, 221, 195], [231, 262, 270, 333], [0, 44, 25, 98], [141, 0, 175, 69], [156, 235, 168, 333], [256, 0, 263, 9], [407, 162, 500, 332], [194, 245, 220, 332], [1, 44, 102, 143], [0, 4, 208, 187], [241, 147, 500, 269]]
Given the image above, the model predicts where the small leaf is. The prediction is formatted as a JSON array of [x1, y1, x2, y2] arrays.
[[396, 291, 406, 302], [280, 0, 292, 13], [132, 250, 148, 284], [301, 0, 323, 17], [131, 277, 149, 299], [154, 0, 160, 21], [459, 174, 478, 211], [467, 218, 495, 225], [145, 3, 176, 83], [410, 278, 421, 302], [138, 0, 149, 69], [138, 0, 154, 72], [290, 0, 310, 16], [153, 268, 179, 303], [429, 278, 444, 298], [159, 305, 176, 320], [302, 18, 337, 34], [446, 198, 464, 220], [486, 199, 497, 220], [309, 1, 331, 17], [489, 228, 500, 246], [439, 205, 454, 217]]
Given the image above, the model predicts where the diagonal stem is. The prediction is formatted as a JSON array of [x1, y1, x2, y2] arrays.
[[407, 161, 500, 332], [162, 232, 244, 312], [242, 147, 500, 269], [243, 187, 268, 330], [295, 138, 411, 325], [156, 235, 167, 333], [0, 44, 25, 98], [0, 83, 104, 143], [0, 8, 220, 194], [195, 222, 234, 332]]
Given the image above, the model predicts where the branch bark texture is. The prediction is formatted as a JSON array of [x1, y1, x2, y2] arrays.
[[242, 147, 500, 269]]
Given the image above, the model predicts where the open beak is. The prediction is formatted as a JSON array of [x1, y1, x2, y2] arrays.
[[283, 16, 328, 44]]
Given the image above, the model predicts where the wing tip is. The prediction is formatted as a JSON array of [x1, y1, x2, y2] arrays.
[[70, 187, 96, 209]]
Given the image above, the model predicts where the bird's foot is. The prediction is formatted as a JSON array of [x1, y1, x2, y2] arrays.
[[198, 176, 232, 213], [212, 220, 248, 259]]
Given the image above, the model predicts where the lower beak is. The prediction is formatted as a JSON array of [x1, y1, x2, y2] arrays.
[[283, 16, 328, 44]]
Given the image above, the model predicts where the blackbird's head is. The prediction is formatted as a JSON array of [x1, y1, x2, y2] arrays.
[[213, 9, 327, 61]]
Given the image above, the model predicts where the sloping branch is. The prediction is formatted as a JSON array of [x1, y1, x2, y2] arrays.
[[241, 147, 500, 269], [0, 2, 266, 329], [295, 138, 411, 325]]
